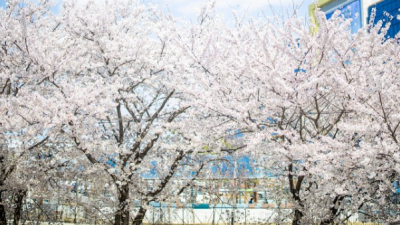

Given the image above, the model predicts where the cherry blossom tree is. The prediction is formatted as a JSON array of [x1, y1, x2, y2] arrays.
[[2, 0, 400, 224], [53, 1, 213, 224], [178, 5, 400, 224], [0, 0, 68, 223]]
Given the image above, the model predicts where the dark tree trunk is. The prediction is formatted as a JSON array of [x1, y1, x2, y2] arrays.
[[292, 209, 303, 225], [320, 195, 344, 225], [0, 190, 7, 225], [132, 206, 147, 225], [115, 185, 129, 225], [13, 190, 27, 225], [321, 219, 333, 225], [321, 213, 337, 224], [288, 164, 305, 225]]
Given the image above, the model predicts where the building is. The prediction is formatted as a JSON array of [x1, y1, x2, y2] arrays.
[[309, 0, 399, 36], [367, 0, 400, 38]]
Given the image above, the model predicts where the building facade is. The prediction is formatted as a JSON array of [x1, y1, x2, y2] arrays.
[[367, 0, 400, 38], [309, 0, 399, 36]]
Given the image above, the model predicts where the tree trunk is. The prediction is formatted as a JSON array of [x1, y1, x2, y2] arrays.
[[320, 195, 343, 225], [292, 209, 303, 225], [288, 164, 304, 225], [132, 206, 147, 225], [0, 190, 7, 225], [321, 219, 333, 225], [13, 190, 27, 225], [321, 211, 336, 224], [115, 185, 129, 225]]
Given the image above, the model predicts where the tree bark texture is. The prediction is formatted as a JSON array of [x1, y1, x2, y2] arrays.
[[132, 206, 147, 225], [292, 209, 303, 225], [114, 185, 130, 225], [13, 190, 27, 225], [0, 190, 7, 225]]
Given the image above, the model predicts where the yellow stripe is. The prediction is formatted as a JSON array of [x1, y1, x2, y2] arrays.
[[308, 0, 337, 33]]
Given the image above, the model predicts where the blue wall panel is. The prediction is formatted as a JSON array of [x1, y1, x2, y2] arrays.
[[368, 0, 400, 38], [325, 0, 362, 33]]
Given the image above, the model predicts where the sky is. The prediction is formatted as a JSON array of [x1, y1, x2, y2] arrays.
[[151, 0, 314, 22], [0, 0, 315, 23]]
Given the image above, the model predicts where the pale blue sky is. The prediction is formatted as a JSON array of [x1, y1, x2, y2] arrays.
[[0, 0, 315, 23]]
